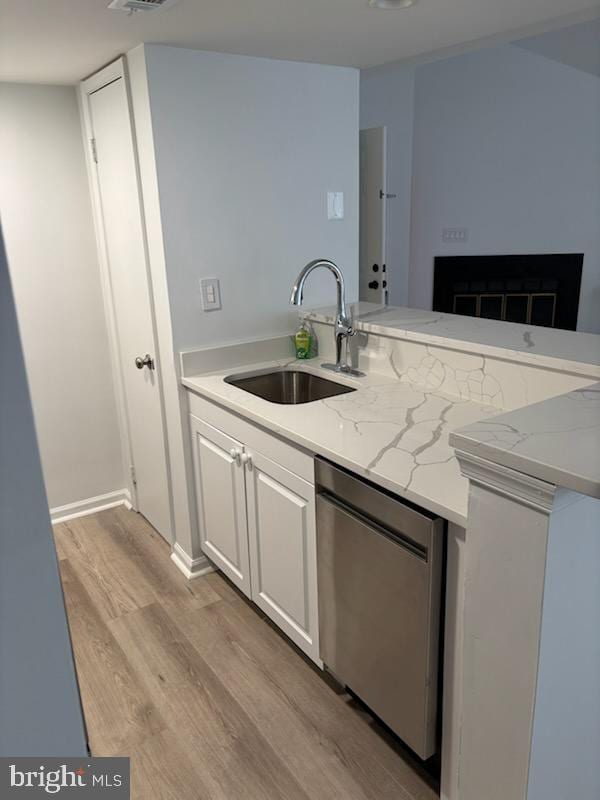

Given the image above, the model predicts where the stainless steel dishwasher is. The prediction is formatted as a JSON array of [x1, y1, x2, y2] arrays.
[[315, 458, 444, 761]]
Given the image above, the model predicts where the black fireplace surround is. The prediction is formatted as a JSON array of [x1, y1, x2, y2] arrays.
[[433, 254, 583, 330]]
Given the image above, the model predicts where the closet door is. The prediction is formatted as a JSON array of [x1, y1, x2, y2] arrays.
[[83, 59, 172, 540]]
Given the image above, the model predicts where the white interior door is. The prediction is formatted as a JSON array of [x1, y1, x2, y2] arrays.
[[83, 64, 172, 541], [360, 127, 387, 305]]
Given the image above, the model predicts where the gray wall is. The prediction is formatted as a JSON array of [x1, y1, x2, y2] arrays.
[[0, 227, 87, 756], [516, 18, 600, 78], [0, 83, 124, 510], [409, 44, 600, 333], [360, 40, 600, 333], [527, 493, 600, 800], [142, 45, 359, 350]]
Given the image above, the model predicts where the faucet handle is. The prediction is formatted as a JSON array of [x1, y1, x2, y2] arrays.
[[338, 321, 354, 336]]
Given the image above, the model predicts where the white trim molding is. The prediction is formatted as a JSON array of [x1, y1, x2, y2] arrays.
[[127, 45, 202, 561], [81, 58, 124, 94], [51, 489, 132, 525], [170, 542, 214, 580], [454, 448, 557, 513]]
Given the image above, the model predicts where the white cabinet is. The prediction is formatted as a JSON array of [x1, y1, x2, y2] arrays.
[[189, 416, 251, 597], [246, 451, 319, 663], [189, 406, 320, 665]]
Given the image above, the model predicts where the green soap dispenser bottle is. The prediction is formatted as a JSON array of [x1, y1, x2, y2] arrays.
[[294, 321, 312, 360]]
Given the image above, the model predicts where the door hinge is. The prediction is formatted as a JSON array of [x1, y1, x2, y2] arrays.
[[90, 138, 98, 164], [130, 465, 137, 486]]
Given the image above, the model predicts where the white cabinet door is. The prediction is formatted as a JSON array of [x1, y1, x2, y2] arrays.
[[246, 449, 320, 664], [190, 416, 251, 598]]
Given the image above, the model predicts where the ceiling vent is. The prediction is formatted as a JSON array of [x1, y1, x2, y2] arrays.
[[108, 0, 180, 12]]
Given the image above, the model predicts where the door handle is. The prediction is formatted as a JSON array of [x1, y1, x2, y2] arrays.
[[135, 354, 155, 370]]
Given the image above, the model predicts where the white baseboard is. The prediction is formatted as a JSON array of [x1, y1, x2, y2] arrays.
[[50, 489, 132, 525], [170, 542, 214, 580]]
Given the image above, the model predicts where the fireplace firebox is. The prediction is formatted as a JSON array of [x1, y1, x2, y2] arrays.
[[433, 254, 583, 330]]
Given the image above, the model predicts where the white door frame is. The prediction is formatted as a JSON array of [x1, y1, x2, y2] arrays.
[[78, 57, 173, 535], [360, 126, 388, 305]]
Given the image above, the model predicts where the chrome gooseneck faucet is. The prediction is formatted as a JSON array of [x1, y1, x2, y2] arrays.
[[289, 259, 364, 377]]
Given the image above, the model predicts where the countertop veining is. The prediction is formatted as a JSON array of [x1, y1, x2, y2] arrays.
[[183, 358, 499, 526], [450, 382, 600, 498], [303, 302, 600, 378], [182, 306, 600, 523]]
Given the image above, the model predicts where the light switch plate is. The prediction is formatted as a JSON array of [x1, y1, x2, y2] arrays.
[[200, 277, 222, 311], [327, 192, 344, 220]]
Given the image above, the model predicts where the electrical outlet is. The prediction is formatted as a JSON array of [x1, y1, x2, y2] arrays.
[[442, 227, 469, 243], [200, 277, 222, 311]]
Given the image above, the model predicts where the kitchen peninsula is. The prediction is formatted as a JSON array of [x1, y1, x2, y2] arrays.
[[181, 303, 600, 800]]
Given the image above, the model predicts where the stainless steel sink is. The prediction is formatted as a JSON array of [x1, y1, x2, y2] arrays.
[[224, 369, 356, 405]]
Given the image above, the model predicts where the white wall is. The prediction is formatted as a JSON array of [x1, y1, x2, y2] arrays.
[[141, 45, 359, 351], [0, 226, 87, 756], [360, 63, 414, 306], [0, 84, 124, 509], [409, 45, 600, 332]]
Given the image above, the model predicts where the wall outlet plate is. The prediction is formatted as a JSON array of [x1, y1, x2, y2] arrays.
[[200, 277, 222, 311], [442, 227, 469, 243]]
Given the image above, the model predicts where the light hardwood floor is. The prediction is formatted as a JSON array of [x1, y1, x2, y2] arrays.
[[54, 506, 438, 800]]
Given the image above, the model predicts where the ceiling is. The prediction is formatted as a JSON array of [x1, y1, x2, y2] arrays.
[[0, 0, 599, 84], [515, 18, 600, 76]]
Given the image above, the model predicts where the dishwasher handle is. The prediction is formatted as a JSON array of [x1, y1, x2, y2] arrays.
[[318, 491, 429, 562], [315, 457, 442, 554]]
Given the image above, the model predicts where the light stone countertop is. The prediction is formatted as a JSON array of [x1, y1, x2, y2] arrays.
[[303, 303, 600, 379], [183, 358, 501, 526], [450, 383, 600, 498], [182, 305, 600, 521]]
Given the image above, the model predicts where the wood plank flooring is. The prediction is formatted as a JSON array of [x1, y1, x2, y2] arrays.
[[54, 506, 438, 800]]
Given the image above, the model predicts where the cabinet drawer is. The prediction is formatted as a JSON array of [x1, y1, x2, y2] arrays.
[[187, 392, 314, 483]]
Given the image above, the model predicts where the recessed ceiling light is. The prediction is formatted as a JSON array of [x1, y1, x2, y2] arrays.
[[368, 0, 417, 8]]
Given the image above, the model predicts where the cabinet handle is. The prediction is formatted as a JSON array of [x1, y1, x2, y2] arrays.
[[241, 453, 253, 470], [229, 448, 241, 465]]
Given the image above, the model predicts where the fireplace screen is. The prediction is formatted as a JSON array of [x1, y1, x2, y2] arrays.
[[433, 254, 583, 330]]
